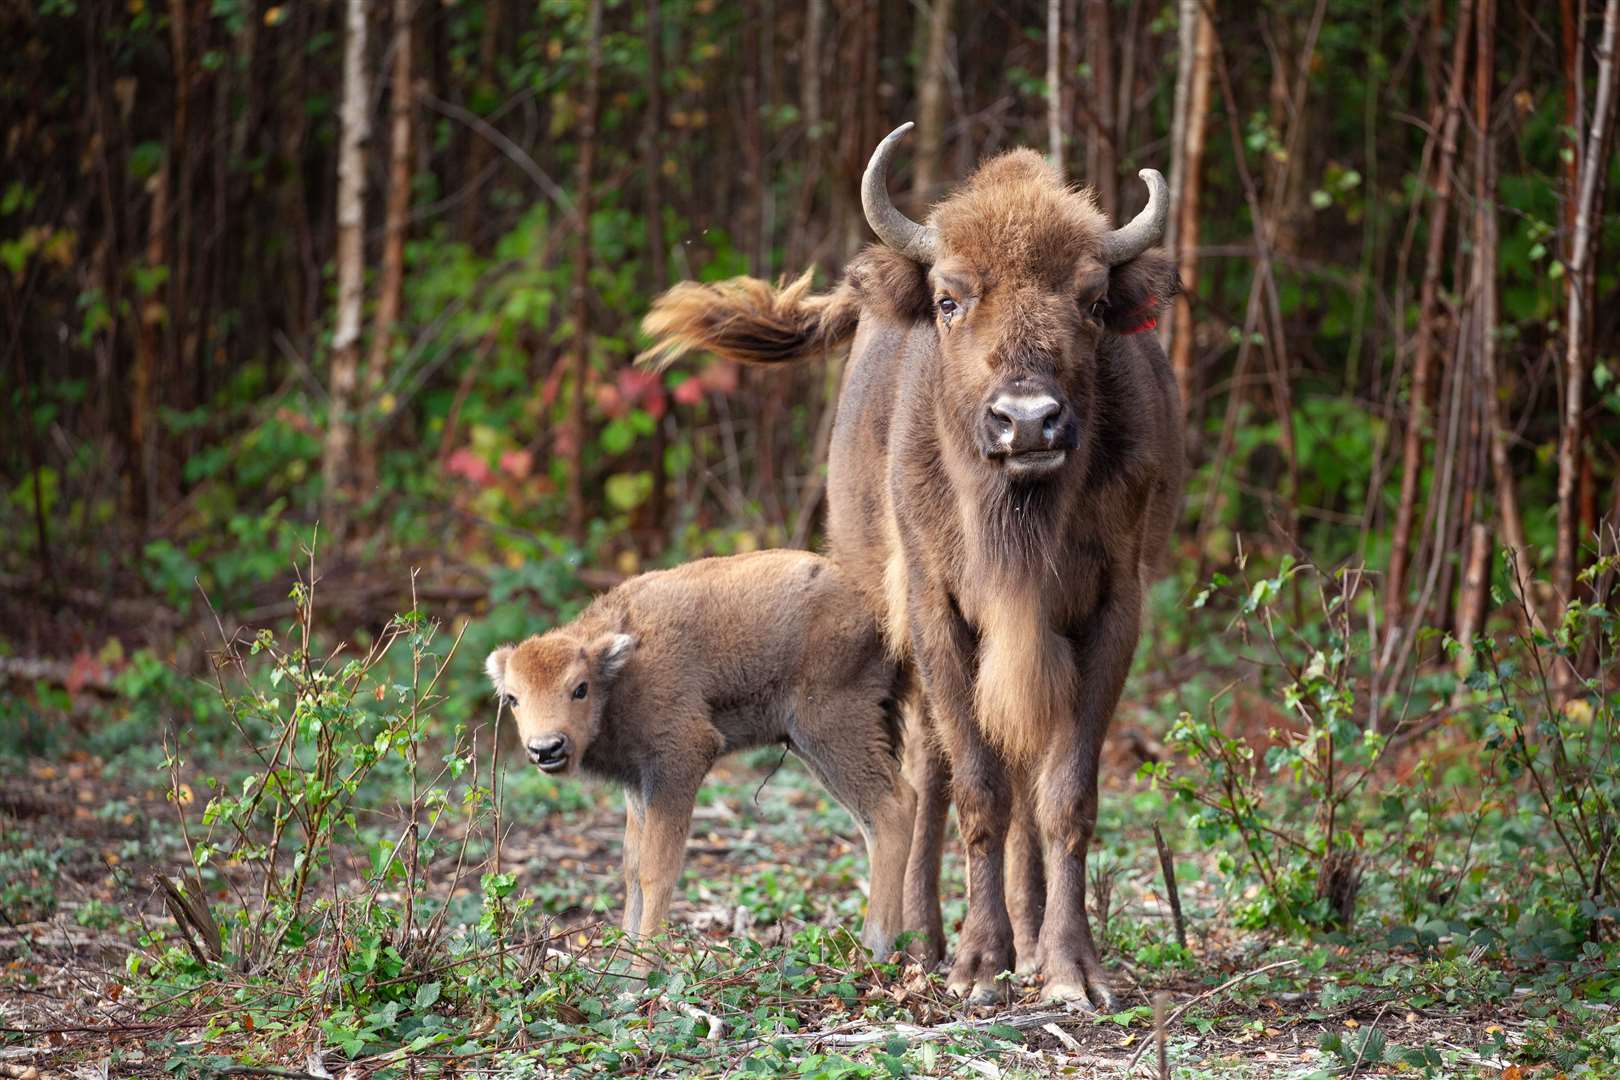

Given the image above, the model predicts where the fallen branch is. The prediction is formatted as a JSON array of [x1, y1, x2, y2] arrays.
[[789, 1008, 1072, 1049]]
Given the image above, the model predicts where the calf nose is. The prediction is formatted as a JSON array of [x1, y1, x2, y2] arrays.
[[987, 393, 1064, 453], [526, 733, 570, 767]]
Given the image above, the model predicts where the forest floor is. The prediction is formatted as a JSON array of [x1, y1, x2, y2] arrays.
[[0, 729, 1564, 1079]]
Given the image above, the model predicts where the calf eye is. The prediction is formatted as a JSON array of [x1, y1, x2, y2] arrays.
[[501, 693, 517, 709], [937, 297, 958, 317], [572, 681, 589, 700]]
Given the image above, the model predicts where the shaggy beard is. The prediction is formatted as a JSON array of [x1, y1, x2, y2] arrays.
[[976, 472, 1073, 581]]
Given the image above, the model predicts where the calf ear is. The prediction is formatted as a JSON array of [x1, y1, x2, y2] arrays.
[[588, 633, 637, 682], [1101, 249, 1180, 336], [485, 645, 515, 697]]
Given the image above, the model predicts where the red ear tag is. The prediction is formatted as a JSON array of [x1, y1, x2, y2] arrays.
[[1118, 295, 1159, 335]]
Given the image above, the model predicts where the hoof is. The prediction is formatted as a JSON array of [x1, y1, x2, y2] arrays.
[[947, 976, 1007, 1006], [1041, 978, 1117, 1013], [1043, 980, 1099, 1012]]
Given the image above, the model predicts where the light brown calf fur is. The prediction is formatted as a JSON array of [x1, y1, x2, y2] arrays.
[[485, 551, 917, 954], [642, 128, 1183, 1008]]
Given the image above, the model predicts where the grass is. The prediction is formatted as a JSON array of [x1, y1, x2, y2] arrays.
[[3, 548, 1618, 1077]]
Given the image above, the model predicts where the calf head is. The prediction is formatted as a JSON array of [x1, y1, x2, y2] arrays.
[[861, 124, 1177, 487], [485, 631, 636, 774]]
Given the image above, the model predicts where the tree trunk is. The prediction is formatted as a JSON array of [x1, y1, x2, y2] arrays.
[[915, 0, 953, 199], [167, 0, 195, 484], [1472, 0, 1535, 627], [567, 0, 603, 539], [644, 0, 669, 552], [460, 0, 504, 245], [1166, 0, 1213, 412], [360, 0, 416, 497], [1047, 0, 1063, 174], [132, 152, 169, 525], [1114, 0, 1142, 165], [322, 0, 371, 522], [1385, 0, 1473, 636], [1556, 0, 1620, 608], [1083, 0, 1117, 216]]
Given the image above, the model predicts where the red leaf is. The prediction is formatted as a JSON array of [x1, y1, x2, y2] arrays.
[[673, 378, 706, 406], [444, 448, 492, 486], [499, 449, 533, 479]]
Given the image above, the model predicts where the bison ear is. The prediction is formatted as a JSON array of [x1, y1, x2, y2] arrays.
[[1101, 249, 1180, 336], [848, 244, 933, 323], [485, 645, 515, 697], [588, 633, 637, 683]]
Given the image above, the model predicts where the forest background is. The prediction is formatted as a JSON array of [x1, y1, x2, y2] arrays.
[[3, 0, 1620, 1075]]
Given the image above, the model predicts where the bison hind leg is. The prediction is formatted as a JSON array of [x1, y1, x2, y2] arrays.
[[788, 690, 916, 956]]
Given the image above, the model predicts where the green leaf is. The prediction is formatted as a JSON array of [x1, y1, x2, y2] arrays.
[[415, 980, 442, 1010]]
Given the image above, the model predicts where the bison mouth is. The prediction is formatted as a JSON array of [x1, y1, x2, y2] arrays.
[[527, 734, 572, 773], [998, 448, 1068, 480]]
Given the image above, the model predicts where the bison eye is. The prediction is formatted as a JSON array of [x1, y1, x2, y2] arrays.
[[936, 297, 958, 317], [572, 681, 589, 700], [501, 693, 517, 709]]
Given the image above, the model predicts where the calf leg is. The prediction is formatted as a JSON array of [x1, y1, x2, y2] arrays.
[[621, 791, 646, 935], [791, 700, 917, 955], [1007, 792, 1046, 976], [901, 732, 950, 966], [633, 775, 704, 940]]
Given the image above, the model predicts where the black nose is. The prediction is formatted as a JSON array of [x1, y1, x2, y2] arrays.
[[527, 734, 570, 771], [986, 393, 1064, 454]]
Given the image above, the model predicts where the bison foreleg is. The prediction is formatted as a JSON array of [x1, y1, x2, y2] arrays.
[[911, 585, 1016, 1005], [1033, 588, 1141, 1011], [1007, 792, 1047, 976]]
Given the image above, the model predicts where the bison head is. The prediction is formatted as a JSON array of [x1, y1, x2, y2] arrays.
[[485, 631, 636, 775], [862, 123, 1175, 485]]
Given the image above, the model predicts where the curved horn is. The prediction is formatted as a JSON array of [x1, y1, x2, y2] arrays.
[[861, 122, 939, 263], [1099, 168, 1169, 265]]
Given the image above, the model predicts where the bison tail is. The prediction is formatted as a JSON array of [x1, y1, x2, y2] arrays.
[[638, 270, 861, 370]]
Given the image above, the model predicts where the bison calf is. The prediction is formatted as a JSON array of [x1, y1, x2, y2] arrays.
[[484, 550, 917, 954]]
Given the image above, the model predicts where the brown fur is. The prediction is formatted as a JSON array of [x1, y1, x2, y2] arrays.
[[485, 551, 917, 955], [640, 145, 1184, 1008]]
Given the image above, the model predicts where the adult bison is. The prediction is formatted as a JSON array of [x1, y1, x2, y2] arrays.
[[641, 124, 1183, 1009]]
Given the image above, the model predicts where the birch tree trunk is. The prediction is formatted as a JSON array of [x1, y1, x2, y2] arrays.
[[321, 0, 371, 518], [360, 0, 416, 495], [1556, 0, 1619, 608], [567, 0, 603, 538]]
